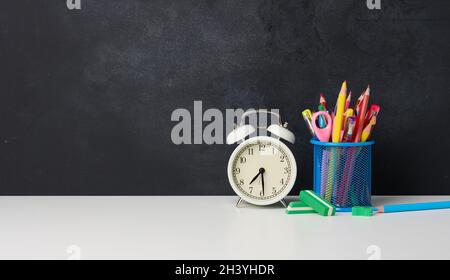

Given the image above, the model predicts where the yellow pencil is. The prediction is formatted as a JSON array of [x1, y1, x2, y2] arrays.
[[361, 116, 377, 142], [332, 81, 347, 142]]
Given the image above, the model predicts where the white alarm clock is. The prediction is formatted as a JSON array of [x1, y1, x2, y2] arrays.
[[227, 110, 297, 207]]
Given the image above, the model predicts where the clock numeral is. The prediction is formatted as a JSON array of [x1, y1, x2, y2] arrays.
[[284, 167, 290, 174], [280, 178, 284, 185], [240, 157, 246, 164], [272, 187, 277, 194], [259, 144, 266, 151], [259, 190, 264, 197], [233, 167, 240, 174], [239, 179, 244, 186], [249, 187, 253, 194], [280, 155, 285, 162], [248, 148, 254, 155]]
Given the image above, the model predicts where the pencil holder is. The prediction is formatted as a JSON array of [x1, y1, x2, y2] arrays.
[[311, 139, 374, 208]]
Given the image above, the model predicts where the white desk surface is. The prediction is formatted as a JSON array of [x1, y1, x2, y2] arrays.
[[0, 196, 449, 260]]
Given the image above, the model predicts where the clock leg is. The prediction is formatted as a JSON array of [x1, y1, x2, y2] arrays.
[[236, 197, 244, 208], [280, 199, 287, 208]]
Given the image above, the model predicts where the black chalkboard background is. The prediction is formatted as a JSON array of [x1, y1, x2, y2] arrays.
[[0, 0, 449, 195]]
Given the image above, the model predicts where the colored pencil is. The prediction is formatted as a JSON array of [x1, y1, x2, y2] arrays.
[[353, 86, 370, 142], [326, 148, 336, 202], [361, 116, 377, 142], [355, 91, 365, 116], [332, 81, 347, 143], [320, 93, 327, 111], [378, 201, 450, 213], [345, 91, 352, 112], [320, 150, 330, 198]]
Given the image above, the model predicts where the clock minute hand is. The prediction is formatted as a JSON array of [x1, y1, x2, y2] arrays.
[[260, 168, 265, 195]]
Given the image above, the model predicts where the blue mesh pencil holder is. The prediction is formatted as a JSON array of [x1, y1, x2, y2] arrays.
[[311, 139, 374, 208]]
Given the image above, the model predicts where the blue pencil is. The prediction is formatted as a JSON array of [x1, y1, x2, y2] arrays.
[[336, 201, 450, 214], [378, 201, 450, 213]]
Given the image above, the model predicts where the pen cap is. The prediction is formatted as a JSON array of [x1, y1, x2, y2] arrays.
[[302, 109, 313, 120]]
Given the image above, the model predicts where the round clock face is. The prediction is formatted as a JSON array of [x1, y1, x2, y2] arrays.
[[227, 136, 297, 205]]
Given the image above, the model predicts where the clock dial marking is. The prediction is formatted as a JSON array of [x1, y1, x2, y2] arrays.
[[231, 140, 293, 201]]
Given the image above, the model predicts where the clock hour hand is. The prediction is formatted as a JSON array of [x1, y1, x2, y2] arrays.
[[249, 168, 265, 185], [249, 171, 261, 185]]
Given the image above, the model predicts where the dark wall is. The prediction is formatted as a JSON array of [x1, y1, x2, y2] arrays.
[[0, 0, 449, 195]]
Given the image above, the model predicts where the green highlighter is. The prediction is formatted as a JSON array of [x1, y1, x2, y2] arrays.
[[352, 206, 373, 216], [299, 190, 336, 216], [286, 201, 316, 214]]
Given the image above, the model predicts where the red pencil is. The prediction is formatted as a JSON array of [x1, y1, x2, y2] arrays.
[[353, 86, 370, 142], [345, 91, 352, 112], [355, 91, 364, 115]]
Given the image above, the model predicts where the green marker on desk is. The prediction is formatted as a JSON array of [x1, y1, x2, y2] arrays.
[[299, 190, 336, 216], [286, 201, 316, 214]]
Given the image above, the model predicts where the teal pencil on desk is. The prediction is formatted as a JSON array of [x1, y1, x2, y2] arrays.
[[378, 201, 450, 213], [351, 201, 450, 216]]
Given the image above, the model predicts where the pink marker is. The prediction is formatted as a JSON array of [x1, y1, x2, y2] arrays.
[[312, 111, 332, 142]]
